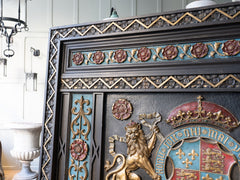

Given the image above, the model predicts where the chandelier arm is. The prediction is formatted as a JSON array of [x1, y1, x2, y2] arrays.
[[1, 17, 26, 26], [0, 0, 29, 57], [0, 0, 2, 19], [3, 48, 14, 58], [18, 0, 21, 21]]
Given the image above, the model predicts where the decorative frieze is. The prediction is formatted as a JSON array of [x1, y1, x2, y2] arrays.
[[61, 74, 240, 90], [70, 40, 240, 66]]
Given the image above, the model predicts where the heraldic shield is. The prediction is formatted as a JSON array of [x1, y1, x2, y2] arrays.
[[104, 95, 240, 180], [168, 138, 236, 180], [155, 96, 240, 180]]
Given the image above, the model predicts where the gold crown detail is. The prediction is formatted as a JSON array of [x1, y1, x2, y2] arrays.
[[166, 96, 239, 131]]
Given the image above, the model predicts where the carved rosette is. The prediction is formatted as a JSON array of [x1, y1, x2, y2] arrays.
[[112, 99, 133, 120], [70, 139, 88, 161], [222, 40, 240, 56], [114, 49, 127, 63], [72, 52, 85, 65], [93, 51, 105, 64], [162, 45, 178, 60], [191, 43, 208, 58], [137, 47, 151, 62]]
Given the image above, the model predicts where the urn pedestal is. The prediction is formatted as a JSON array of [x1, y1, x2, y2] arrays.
[[8, 122, 42, 180]]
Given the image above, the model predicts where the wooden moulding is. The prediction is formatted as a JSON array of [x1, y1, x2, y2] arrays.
[[40, 2, 240, 180]]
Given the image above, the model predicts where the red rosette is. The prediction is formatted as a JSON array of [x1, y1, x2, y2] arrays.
[[114, 49, 127, 63], [162, 45, 178, 60], [222, 40, 240, 56], [112, 99, 133, 120], [70, 139, 88, 161], [137, 47, 151, 62], [191, 43, 208, 58], [93, 51, 105, 64], [72, 52, 84, 65]]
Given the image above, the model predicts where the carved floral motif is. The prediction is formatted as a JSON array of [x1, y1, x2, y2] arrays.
[[222, 40, 240, 56], [114, 49, 127, 63], [71, 40, 240, 66], [70, 139, 88, 161], [162, 45, 178, 60], [137, 47, 151, 62], [191, 43, 208, 58], [112, 99, 133, 120], [72, 52, 85, 65], [93, 51, 105, 64]]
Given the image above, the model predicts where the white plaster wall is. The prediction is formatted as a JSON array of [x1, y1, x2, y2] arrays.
[[0, 0, 231, 173]]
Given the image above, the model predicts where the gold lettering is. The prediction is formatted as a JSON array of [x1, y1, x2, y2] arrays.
[[169, 136, 176, 143], [218, 134, 225, 142], [233, 145, 240, 152], [190, 128, 198, 136], [158, 151, 165, 156], [163, 142, 170, 148], [184, 129, 190, 137], [157, 158, 164, 164], [208, 129, 218, 139], [173, 134, 178, 141], [157, 153, 164, 159], [223, 137, 229, 144], [155, 168, 164, 174], [198, 127, 201, 136], [156, 163, 164, 168], [166, 138, 173, 146], [155, 163, 164, 174]]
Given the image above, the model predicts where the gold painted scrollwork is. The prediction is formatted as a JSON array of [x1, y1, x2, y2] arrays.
[[69, 159, 88, 180], [71, 96, 92, 140], [69, 96, 91, 180], [127, 49, 139, 62], [178, 45, 192, 59], [207, 42, 224, 57]]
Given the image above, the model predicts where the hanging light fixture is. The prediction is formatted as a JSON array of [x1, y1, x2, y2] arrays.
[[0, 0, 29, 57]]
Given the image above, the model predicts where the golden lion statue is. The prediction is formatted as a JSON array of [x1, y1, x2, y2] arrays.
[[105, 121, 161, 180]]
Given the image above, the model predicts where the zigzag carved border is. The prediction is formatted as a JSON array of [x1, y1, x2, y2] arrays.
[[53, 7, 240, 38], [61, 74, 240, 90]]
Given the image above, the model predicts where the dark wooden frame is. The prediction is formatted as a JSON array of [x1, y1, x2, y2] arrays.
[[39, 2, 240, 180]]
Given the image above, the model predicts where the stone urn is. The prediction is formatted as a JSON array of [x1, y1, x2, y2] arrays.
[[186, 0, 217, 9], [8, 122, 42, 180]]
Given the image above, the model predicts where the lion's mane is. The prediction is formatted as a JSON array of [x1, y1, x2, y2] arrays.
[[126, 127, 149, 157]]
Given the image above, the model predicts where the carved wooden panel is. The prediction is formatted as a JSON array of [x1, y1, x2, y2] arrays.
[[40, 2, 240, 180]]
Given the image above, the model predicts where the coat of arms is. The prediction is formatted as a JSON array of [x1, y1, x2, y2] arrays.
[[105, 96, 240, 180]]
